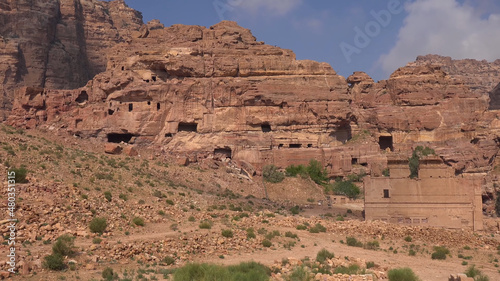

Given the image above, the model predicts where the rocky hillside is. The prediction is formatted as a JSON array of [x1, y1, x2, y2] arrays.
[[0, 0, 143, 119], [408, 54, 500, 109]]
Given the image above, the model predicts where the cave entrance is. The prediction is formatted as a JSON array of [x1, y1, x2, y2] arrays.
[[331, 123, 352, 144], [107, 133, 134, 144], [178, 122, 198, 132], [76, 91, 88, 104], [379, 136, 393, 151], [289, 144, 302, 148], [214, 147, 232, 159], [261, 123, 271, 133]]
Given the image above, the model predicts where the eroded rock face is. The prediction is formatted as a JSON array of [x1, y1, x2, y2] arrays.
[[5, 20, 500, 185], [408, 54, 500, 100], [0, 0, 143, 119]]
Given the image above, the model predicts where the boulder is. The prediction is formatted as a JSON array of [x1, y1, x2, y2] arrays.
[[105, 143, 122, 155]]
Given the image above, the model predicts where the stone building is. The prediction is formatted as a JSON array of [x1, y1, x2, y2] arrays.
[[364, 155, 483, 231]]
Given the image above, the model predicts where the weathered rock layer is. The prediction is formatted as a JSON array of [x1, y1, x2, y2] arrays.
[[0, 0, 143, 119]]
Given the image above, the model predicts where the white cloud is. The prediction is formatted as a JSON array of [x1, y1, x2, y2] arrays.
[[378, 0, 500, 75], [232, 0, 302, 16]]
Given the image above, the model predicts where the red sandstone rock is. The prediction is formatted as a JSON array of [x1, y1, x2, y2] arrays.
[[105, 144, 122, 155], [0, 0, 143, 119], [0, 271, 9, 279], [176, 157, 189, 166], [4, 17, 500, 190], [123, 145, 139, 156]]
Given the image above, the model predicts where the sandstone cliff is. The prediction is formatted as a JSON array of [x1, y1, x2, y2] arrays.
[[0, 0, 143, 119], [7, 19, 499, 181], [408, 54, 500, 109]]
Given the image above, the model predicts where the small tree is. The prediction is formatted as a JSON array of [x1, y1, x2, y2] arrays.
[[285, 164, 307, 177], [409, 146, 435, 179], [263, 165, 285, 183], [306, 159, 328, 185], [331, 180, 361, 199], [316, 249, 334, 263], [52, 235, 75, 256], [43, 253, 65, 271]]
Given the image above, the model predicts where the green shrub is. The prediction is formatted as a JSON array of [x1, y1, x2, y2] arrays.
[[290, 205, 301, 215], [119, 193, 128, 201], [265, 230, 280, 240], [43, 254, 65, 271], [163, 256, 175, 266], [431, 246, 449, 260], [366, 261, 375, 269], [330, 180, 360, 199], [263, 165, 285, 183], [153, 190, 163, 198], [409, 146, 435, 179], [382, 168, 390, 177], [308, 223, 326, 233], [475, 276, 489, 281], [296, 224, 307, 230], [102, 267, 115, 281], [89, 217, 107, 234], [92, 237, 102, 244], [188, 216, 196, 222], [222, 229, 233, 238], [347, 171, 366, 182], [404, 236, 412, 242], [287, 266, 311, 281], [173, 262, 270, 281], [199, 221, 212, 229], [316, 249, 334, 263], [334, 264, 360, 275], [285, 164, 307, 177], [365, 240, 380, 250], [346, 236, 363, 247], [306, 159, 328, 185], [247, 228, 256, 239], [431, 251, 446, 260], [103, 191, 112, 202], [285, 231, 298, 239], [9, 166, 28, 183], [227, 262, 271, 281], [465, 265, 481, 278], [132, 217, 145, 226], [52, 235, 75, 256], [262, 239, 272, 247], [388, 267, 420, 281]]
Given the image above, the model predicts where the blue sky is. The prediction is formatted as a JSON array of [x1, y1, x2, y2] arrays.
[[122, 0, 500, 81]]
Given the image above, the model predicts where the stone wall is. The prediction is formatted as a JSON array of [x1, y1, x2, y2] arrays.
[[364, 156, 483, 231]]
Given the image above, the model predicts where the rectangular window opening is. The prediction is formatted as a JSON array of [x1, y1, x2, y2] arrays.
[[178, 122, 198, 132], [383, 189, 390, 198]]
